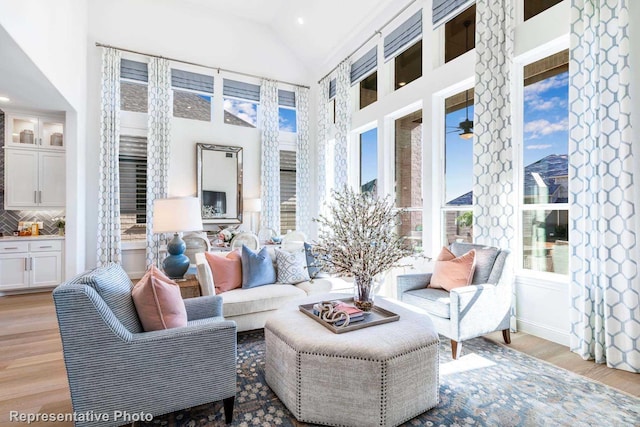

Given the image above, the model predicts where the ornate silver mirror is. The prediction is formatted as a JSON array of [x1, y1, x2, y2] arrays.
[[196, 143, 243, 224]]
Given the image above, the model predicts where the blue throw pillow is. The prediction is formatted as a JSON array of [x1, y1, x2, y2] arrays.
[[241, 245, 276, 288], [304, 242, 322, 278]]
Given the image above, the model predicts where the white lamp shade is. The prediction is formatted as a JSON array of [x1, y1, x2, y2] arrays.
[[152, 197, 203, 233], [245, 198, 262, 213]]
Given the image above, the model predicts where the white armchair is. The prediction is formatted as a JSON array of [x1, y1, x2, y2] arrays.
[[397, 242, 511, 359]]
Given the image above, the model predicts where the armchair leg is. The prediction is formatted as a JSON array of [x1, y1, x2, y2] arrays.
[[223, 396, 235, 424], [451, 339, 462, 359], [502, 329, 511, 344]]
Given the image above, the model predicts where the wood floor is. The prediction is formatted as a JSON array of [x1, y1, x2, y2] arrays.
[[1, 292, 638, 427]]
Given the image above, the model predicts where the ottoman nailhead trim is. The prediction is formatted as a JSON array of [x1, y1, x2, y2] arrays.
[[379, 360, 387, 427], [296, 351, 302, 419]]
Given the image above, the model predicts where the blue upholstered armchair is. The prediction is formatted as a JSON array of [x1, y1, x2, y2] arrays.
[[52, 264, 237, 427], [397, 242, 511, 359]]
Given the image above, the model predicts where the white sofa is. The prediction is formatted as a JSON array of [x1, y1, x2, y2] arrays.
[[195, 251, 352, 332]]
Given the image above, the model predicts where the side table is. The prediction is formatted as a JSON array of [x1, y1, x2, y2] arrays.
[[177, 276, 201, 299]]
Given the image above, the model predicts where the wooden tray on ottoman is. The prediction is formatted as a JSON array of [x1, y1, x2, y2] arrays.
[[298, 298, 399, 334]]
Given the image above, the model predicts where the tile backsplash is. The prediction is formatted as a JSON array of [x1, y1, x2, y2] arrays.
[[0, 110, 64, 236]]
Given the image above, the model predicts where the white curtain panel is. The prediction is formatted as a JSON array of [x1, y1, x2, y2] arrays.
[[568, 0, 639, 373], [295, 86, 311, 236], [473, 0, 516, 328], [333, 59, 352, 191], [96, 47, 122, 266], [259, 79, 281, 233], [145, 57, 172, 268], [316, 76, 330, 213]]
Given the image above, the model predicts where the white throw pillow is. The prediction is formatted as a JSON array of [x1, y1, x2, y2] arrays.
[[275, 248, 311, 284]]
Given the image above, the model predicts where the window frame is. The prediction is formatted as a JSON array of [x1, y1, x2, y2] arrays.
[[441, 87, 475, 247], [392, 107, 424, 253], [514, 41, 570, 280], [118, 132, 148, 242]]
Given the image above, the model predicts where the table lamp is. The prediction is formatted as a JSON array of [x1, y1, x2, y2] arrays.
[[244, 198, 261, 233], [152, 197, 203, 279]]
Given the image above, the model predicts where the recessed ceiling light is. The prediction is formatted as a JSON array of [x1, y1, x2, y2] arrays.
[[398, 82, 407, 87], [297, 17, 304, 25], [0, 96, 10, 103]]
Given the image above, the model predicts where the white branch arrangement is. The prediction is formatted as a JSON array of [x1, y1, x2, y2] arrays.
[[312, 187, 412, 307]]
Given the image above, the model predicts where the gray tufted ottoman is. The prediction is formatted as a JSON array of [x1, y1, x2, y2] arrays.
[[265, 295, 439, 427]]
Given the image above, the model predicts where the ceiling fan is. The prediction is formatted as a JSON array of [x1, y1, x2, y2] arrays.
[[447, 20, 474, 140]]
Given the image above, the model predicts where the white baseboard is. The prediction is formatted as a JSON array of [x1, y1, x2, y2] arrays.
[[516, 318, 570, 346]]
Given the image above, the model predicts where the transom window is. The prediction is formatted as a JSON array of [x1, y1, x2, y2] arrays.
[[223, 79, 260, 128], [444, 5, 475, 63]]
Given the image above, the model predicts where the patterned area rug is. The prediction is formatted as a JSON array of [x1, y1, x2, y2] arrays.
[[141, 330, 640, 427]]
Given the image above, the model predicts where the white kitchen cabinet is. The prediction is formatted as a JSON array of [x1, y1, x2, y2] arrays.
[[4, 112, 64, 149], [4, 148, 65, 209], [0, 239, 64, 291]]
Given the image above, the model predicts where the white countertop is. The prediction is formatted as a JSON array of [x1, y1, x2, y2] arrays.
[[0, 235, 65, 241]]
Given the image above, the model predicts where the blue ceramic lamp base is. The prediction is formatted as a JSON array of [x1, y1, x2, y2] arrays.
[[163, 233, 190, 279]]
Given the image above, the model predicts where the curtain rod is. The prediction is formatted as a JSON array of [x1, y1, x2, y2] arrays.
[[95, 42, 311, 90], [317, 0, 418, 84]]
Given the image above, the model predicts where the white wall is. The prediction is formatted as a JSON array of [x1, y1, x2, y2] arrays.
[[0, 0, 88, 279], [85, 0, 312, 270]]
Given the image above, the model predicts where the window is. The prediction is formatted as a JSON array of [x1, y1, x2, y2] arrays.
[[384, 10, 422, 90], [521, 50, 569, 274], [442, 89, 474, 244], [444, 5, 475, 63], [171, 69, 214, 121], [119, 135, 147, 240], [278, 89, 297, 132], [120, 59, 148, 113], [280, 150, 296, 235], [360, 72, 377, 109], [395, 40, 422, 89], [223, 79, 260, 128], [359, 128, 378, 193], [395, 110, 423, 252], [524, 0, 563, 21], [329, 78, 337, 124], [351, 47, 377, 109]]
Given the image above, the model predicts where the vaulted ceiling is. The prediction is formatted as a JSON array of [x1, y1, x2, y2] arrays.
[[182, 0, 402, 72]]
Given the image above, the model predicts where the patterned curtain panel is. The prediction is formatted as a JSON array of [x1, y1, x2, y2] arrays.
[[97, 47, 122, 266], [333, 59, 352, 191], [316, 76, 330, 213], [473, 0, 516, 328], [259, 79, 281, 232], [568, 0, 639, 373], [146, 57, 172, 268], [473, 0, 515, 249], [295, 86, 311, 236]]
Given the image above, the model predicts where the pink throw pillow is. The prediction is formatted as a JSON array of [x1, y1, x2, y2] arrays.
[[205, 251, 242, 293], [132, 266, 188, 331], [429, 247, 476, 291]]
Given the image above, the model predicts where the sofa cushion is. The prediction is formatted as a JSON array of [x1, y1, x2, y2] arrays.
[[402, 288, 451, 319], [430, 247, 476, 291], [276, 248, 310, 284], [450, 242, 499, 284], [205, 251, 242, 293], [131, 266, 188, 331], [68, 263, 142, 333], [220, 284, 306, 317], [241, 245, 276, 288]]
